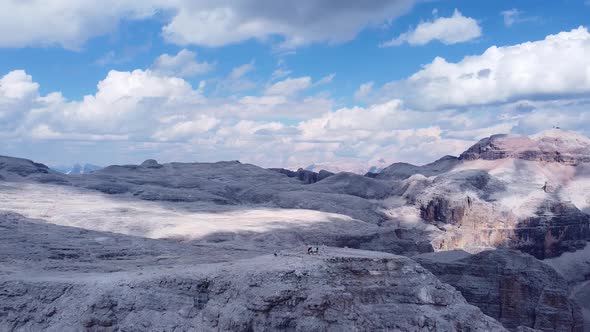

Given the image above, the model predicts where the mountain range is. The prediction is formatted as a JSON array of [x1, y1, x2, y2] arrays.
[[0, 128, 589, 331]]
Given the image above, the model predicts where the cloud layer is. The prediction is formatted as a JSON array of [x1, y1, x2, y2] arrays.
[[2, 27, 590, 172], [0, 0, 418, 49]]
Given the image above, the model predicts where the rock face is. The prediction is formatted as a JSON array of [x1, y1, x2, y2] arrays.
[[515, 201, 590, 259], [416, 250, 584, 332], [0, 213, 506, 332], [416, 193, 590, 259]]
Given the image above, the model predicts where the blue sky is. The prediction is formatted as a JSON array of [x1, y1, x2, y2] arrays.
[[1, 0, 590, 172]]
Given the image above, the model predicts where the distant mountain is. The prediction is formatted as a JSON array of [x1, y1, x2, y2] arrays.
[[52, 163, 102, 175], [304, 158, 388, 175]]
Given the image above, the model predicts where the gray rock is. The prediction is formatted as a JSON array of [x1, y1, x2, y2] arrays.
[[0, 231, 507, 331], [416, 249, 584, 332]]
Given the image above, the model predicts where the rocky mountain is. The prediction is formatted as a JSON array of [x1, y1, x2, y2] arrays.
[[1, 128, 589, 331]]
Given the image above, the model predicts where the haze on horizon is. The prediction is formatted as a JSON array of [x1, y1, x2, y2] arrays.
[[1, 0, 590, 172]]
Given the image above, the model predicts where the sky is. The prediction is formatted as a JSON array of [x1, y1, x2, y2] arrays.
[[1, 0, 590, 172]]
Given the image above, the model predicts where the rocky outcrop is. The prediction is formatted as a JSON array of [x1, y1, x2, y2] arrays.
[[0, 227, 507, 332], [416, 249, 584, 332], [140, 159, 162, 169]]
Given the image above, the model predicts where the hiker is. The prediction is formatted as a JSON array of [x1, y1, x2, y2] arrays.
[[542, 181, 548, 193], [307, 246, 319, 255]]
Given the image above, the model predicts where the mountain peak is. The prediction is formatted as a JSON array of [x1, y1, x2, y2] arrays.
[[460, 129, 590, 164]]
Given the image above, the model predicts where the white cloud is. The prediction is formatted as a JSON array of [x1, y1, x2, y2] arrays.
[[378, 26, 590, 110], [152, 115, 220, 141], [266, 77, 312, 96], [314, 73, 336, 86], [215, 62, 258, 93], [271, 68, 292, 80], [0, 1, 158, 49], [501, 9, 520, 27], [4, 27, 590, 171], [151, 49, 214, 77], [354, 82, 374, 100], [229, 62, 255, 80], [0, 0, 418, 49], [500, 8, 537, 27], [381, 9, 481, 47], [0, 70, 39, 99]]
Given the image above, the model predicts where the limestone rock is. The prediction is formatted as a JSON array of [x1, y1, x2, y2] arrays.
[[416, 249, 584, 332]]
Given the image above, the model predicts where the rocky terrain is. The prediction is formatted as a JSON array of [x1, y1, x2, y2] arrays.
[[416, 250, 583, 331], [1, 128, 589, 331], [0, 213, 505, 332]]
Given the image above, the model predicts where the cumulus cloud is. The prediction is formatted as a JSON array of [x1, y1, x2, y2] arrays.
[[378, 26, 590, 110], [0, 0, 417, 49], [381, 9, 481, 47], [151, 49, 214, 77], [0, 70, 56, 134], [1, 67, 465, 171], [5, 27, 590, 172]]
